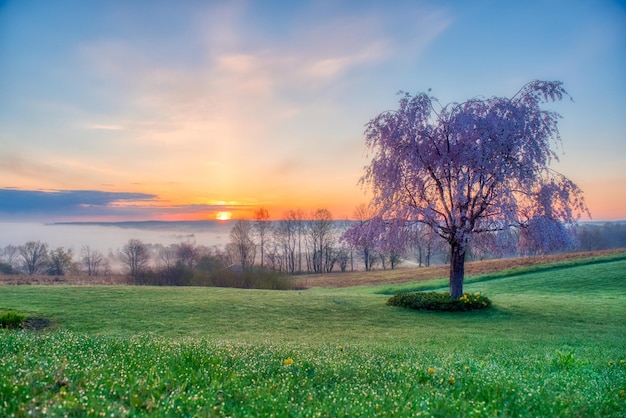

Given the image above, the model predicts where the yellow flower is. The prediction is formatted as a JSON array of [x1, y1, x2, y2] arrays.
[[428, 367, 436, 375], [448, 377, 456, 385], [283, 358, 294, 366], [620, 359, 625, 364], [608, 360, 615, 366], [337, 345, 344, 351]]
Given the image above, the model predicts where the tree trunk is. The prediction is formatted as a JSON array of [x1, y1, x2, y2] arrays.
[[449, 242, 466, 299]]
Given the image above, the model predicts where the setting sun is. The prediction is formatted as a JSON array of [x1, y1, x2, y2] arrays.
[[215, 211, 232, 221]]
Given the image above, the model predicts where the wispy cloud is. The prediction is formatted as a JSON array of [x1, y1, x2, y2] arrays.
[[84, 124, 125, 131], [69, 2, 451, 205]]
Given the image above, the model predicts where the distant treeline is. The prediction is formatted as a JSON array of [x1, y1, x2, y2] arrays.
[[1, 215, 625, 289], [576, 222, 626, 251]]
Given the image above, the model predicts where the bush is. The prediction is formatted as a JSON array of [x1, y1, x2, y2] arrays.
[[0, 262, 15, 274], [131, 266, 295, 290], [194, 268, 295, 290], [387, 291, 492, 312], [0, 311, 26, 329]]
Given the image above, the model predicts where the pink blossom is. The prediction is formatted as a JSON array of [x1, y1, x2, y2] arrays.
[[362, 81, 588, 298]]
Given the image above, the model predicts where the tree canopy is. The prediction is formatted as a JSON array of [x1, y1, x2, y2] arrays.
[[362, 80, 588, 298]]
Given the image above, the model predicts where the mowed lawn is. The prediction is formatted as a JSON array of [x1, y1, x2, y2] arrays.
[[1, 253, 625, 416]]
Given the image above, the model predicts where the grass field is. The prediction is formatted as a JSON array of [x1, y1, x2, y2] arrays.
[[1, 252, 625, 416]]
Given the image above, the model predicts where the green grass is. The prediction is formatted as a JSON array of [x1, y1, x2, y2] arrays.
[[1, 254, 625, 416], [371, 251, 626, 295]]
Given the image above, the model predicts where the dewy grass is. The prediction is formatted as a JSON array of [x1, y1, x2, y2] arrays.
[[0, 254, 625, 416], [1, 331, 624, 417]]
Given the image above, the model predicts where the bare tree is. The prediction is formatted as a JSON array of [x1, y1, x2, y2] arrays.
[[120, 238, 150, 278], [254, 207, 271, 268], [176, 241, 198, 269], [19, 241, 49, 275], [264, 236, 282, 272], [576, 224, 608, 251], [275, 212, 298, 274], [1, 245, 20, 271], [228, 220, 256, 270], [81, 245, 105, 276], [157, 244, 178, 270], [307, 209, 335, 273], [408, 223, 441, 267], [285, 209, 305, 273]]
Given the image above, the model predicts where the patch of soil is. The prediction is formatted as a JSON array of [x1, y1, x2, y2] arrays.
[[23, 317, 53, 331], [294, 249, 626, 288]]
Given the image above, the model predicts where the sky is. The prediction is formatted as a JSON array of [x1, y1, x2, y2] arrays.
[[1, 0, 625, 222]]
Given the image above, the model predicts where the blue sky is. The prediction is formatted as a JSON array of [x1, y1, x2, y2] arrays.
[[1, 0, 624, 221]]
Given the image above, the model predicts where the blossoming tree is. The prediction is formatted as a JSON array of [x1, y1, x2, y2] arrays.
[[361, 81, 588, 298]]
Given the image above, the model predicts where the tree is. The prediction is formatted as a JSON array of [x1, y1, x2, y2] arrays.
[[47, 247, 74, 276], [376, 218, 410, 270], [272, 209, 306, 274], [306, 209, 335, 273], [576, 224, 607, 251], [408, 223, 443, 267], [228, 220, 256, 270], [176, 241, 198, 269], [468, 228, 517, 261], [1, 245, 20, 271], [157, 244, 178, 271], [19, 241, 49, 275], [120, 238, 150, 278], [196, 253, 225, 273], [254, 207, 271, 268], [275, 213, 298, 274], [341, 204, 378, 271], [518, 216, 576, 256], [80, 245, 105, 276], [362, 81, 588, 298]]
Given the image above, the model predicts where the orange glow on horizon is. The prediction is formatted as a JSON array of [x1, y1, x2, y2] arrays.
[[215, 211, 233, 221]]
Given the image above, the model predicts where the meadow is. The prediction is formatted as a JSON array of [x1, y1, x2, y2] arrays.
[[1, 252, 625, 416]]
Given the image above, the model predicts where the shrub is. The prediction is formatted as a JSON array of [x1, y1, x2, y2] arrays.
[[387, 291, 492, 312], [194, 268, 295, 290], [0, 311, 26, 329], [0, 262, 15, 274]]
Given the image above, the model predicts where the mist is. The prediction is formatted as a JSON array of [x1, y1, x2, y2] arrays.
[[0, 221, 233, 255]]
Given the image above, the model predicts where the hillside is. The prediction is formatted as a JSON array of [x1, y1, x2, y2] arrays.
[[295, 249, 626, 288]]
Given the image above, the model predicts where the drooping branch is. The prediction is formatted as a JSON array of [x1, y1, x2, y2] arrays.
[[361, 81, 588, 297]]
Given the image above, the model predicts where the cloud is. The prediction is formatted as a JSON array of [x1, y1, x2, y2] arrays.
[[84, 124, 125, 131], [0, 188, 258, 221], [0, 188, 157, 217], [70, 3, 450, 187], [77, 1, 451, 130]]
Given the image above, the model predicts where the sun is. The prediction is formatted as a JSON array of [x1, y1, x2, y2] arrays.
[[215, 211, 232, 221]]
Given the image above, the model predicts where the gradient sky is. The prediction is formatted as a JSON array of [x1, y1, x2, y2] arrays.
[[1, 0, 624, 222]]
